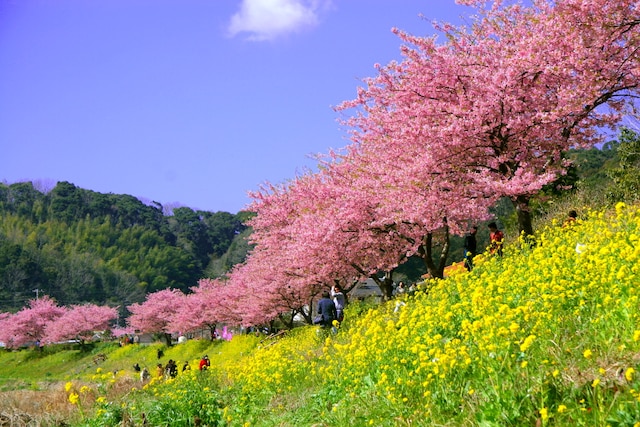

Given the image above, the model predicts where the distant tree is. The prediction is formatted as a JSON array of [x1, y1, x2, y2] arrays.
[[568, 143, 619, 189], [170, 207, 210, 267], [42, 303, 118, 345], [49, 181, 86, 223], [168, 278, 234, 339], [0, 296, 65, 349], [5, 182, 42, 221], [51, 253, 103, 305], [201, 211, 247, 257], [205, 227, 253, 279], [0, 238, 29, 310], [127, 289, 186, 345], [607, 128, 640, 202]]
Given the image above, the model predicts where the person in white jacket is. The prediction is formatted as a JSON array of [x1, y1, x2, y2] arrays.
[[330, 285, 347, 322]]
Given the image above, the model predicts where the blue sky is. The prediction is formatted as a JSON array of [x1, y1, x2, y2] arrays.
[[0, 0, 469, 214]]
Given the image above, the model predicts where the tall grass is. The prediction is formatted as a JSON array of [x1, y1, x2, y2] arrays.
[[2, 202, 640, 426]]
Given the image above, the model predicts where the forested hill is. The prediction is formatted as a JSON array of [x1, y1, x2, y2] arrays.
[[0, 181, 254, 313]]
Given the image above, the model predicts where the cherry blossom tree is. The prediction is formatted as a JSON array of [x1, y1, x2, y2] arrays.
[[0, 296, 66, 349], [111, 325, 137, 338], [320, 147, 493, 280], [225, 242, 318, 328], [337, 0, 640, 236], [127, 289, 186, 345], [168, 278, 239, 339], [42, 304, 118, 345]]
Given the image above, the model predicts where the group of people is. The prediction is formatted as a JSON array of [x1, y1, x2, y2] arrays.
[[315, 285, 347, 331], [463, 211, 578, 271], [135, 358, 193, 382], [463, 222, 505, 271], [395, 281, 417, 296], [118, 334, 140, 346], [134, 354, 211, 382]]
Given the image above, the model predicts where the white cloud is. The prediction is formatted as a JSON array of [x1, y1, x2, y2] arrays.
[[227, 0, 329, 41]]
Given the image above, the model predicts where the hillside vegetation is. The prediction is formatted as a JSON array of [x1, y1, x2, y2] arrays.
[[0, 181, 252, 313], [1, 201, 639, 426]]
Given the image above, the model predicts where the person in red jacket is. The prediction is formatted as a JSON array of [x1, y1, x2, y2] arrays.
[[199, 355, 210, 371], [488, 222, 504, 256]]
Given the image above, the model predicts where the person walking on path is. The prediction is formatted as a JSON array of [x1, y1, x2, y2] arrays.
[[317, 291, 337, 329], [463, 225, 478, 271], [330, 285, 347, 322]]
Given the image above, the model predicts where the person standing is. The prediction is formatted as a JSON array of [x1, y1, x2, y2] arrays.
[[317, 291, 337, 329], [488, 222, 504, 256], [463, 225, 478, 271], [165, 359, 178, 379], [140, 367, 150, 382], [330, 285, 347, 322]]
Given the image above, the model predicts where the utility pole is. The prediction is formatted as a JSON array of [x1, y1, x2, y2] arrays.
[[32, 288, 40, 300]]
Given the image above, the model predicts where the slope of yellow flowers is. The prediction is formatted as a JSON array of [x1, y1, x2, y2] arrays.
[[77, 203, 640, 426], [218, 203, 640, 426]]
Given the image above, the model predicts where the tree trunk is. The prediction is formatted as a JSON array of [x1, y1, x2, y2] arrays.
[[303, 297, 314, 325], [278, 311, 295, 329], [417, 221, 450, 279], [162, 332, 173, 347], [350, 264, 394, 301], [370, 271, 395, 301]]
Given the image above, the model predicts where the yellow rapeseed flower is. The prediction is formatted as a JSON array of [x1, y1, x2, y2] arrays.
[[626, 368, 635, 382], [68, 392, 79, 405], [64, 382, 73, 392], [583, 349, 593, 359], [520, 335, 536, 352], [557, 405, 567, 413], [540, 407, 549, 421]]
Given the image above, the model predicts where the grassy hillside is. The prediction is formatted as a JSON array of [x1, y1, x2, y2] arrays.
[[1, 202, 640, 426]]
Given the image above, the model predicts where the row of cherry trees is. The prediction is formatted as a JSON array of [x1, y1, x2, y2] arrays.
[[0, 282, 233, 349], [216, 0, 640, 324], [1, 1, 638, 343], [0, 296, 117, 348]]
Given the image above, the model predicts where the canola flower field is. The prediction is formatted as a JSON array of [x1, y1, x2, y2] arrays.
[[4, 203, 640, 426]]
